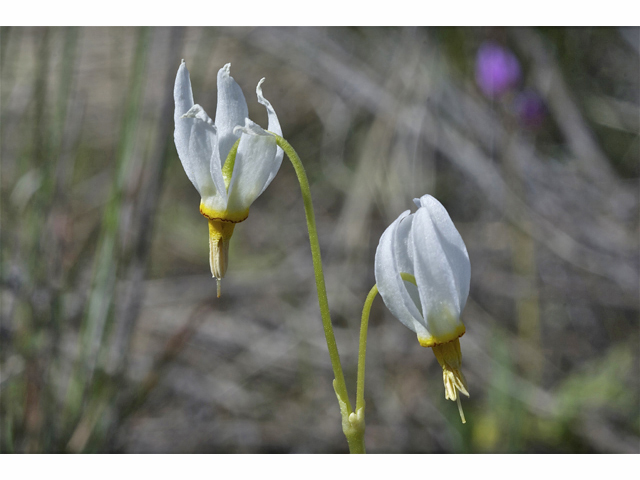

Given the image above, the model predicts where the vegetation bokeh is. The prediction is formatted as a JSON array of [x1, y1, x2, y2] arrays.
[[1, 26, 638, 453]]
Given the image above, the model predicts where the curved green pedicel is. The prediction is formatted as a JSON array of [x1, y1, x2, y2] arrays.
[[358, 273, 415, 406], [221, 138, 241, 191], [352, 272, 416, 453], [272, 134, 363, 453]]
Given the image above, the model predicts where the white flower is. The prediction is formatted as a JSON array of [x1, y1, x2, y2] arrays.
[[375, 194, 471, 421], [173, 60, 283, 289]]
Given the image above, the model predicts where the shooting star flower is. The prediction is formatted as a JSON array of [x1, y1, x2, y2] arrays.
[[475, 41, 521, 99], [174, 61, 283, 295], [375, 194, 471, 422]]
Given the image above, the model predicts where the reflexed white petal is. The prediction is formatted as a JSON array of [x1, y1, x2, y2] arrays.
[[411, 200, 468, 338], [174, 61, 201, 191], [173, 63, 220, 201], [232, 120, 266, 138], [256, 78, 282, 136], [256, 78, 284, 195], [416, 194, 470, 312], [225, 119, 278, 214], [215, 64, 248, 163], [182, 103, 215, 125], [179, 104, 226, 204], [394, 211, 415, 278], [375, 211, 428, 337], [174, 60, 193, 118]]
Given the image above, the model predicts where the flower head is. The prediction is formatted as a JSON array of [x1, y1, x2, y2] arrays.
[[475, 41, 521, 99], [375, 194, 471, 422], [174, 61, 283, 293]]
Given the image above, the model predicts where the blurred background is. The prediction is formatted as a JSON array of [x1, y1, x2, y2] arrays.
[[0, 27, 638, 453]]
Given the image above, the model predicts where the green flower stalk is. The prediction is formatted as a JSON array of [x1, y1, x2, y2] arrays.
[[272, 134, 367, 453]]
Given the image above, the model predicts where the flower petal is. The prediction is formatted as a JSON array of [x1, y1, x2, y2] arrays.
[[224, 119, 278, 215], [415, 194, 470, 312], [256, 78, 282, 136], [174, 61, 199, 190], [215, 64, 248, 163], [181, 105, 227, 207], [255, 78, 284, 196], [411, 196, 469, 340], [174, 62, 223, 203], [394, 210, 416, 277], [375, 211, 430, 338]]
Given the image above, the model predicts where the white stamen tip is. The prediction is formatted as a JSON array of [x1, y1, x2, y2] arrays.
[[456, 396, 466, 424]]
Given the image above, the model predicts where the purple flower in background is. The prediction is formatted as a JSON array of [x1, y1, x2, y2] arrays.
[[475, 41, 521, 98], [515, 90, 546, 128]]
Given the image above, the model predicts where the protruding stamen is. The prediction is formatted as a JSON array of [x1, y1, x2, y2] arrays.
[[216, 278, 221, 298], [432, 338, 469, 424], [456, 396, 466, 424], [208, 219, 236, 287]]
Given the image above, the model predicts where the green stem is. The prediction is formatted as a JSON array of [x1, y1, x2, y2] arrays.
[[356, 273, 415, 411], [341, 284, 381, 455], [356, 284, 378, 413], [273, 135, 354, 427], [345, 423, 366, 454], [351, 274, 417, 451]]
